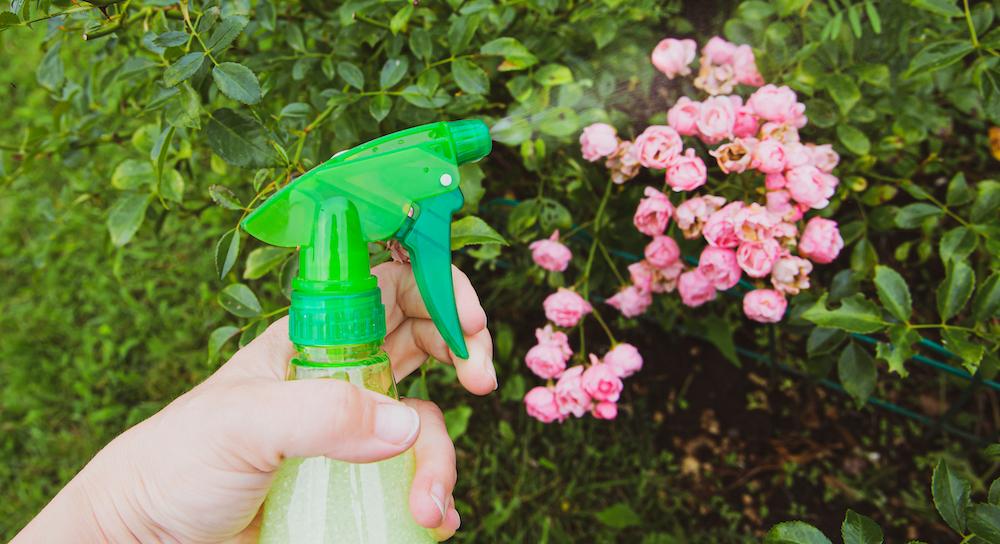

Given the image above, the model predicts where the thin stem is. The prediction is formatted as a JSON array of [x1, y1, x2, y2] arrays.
[[179, 1, 219, 66], [963, 0, 980, 48], [580, 178, 615, 296], [597, 240, 628, 286], [589, 306, 617, 345]]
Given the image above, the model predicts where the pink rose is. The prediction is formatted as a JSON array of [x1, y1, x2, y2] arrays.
[[807, 143, 839, 172], [651, 38, 697, 79], [734, 202, 780, 242], [694, 62, 737, 96], [543, 288, 593, 327], [742, 288, 788, 323], [580, 123, 619, 162], [524, 324, 573, 379], [765, 190, 803, 222], [678, 269, 717, 307], [702, 201, 745, 248], [582, 359, 624, 402], [771, 256, 813, 295], [675, 195, 726, 239], [782, 142, 812, 169], [668, 97, 701, 136], [607, 285, 653, 318], [698, 246, 741, 290], [736, 239, 781, 278], [629, 259, 683, 293], [751, 139, 787, 174], [765, 173, 787, 191], [786, 165, 837, 209], [665, 148, 707, 192], [747, 84, 806, 126], [732, 105, 760, 139], [536, 324, 572, 353], [696, 96, 736, 144], [702, 36, 737, 64], [710, 138, 755, 174], [635, 125, 683, 169], [604, 343, 643, 378], [592, 401, 618, 420], [529, 230, 572, 272], [524, 386, 562, 423], [759, 122, 800, 144], [732, 45, 764, 86], [554, 365, 590, 418], [605, 140, 641, 184], [772, 221, 799, 246], [798, 217, 844, 264], [644, 235, 681, 268], [633, 186, 674, 236]]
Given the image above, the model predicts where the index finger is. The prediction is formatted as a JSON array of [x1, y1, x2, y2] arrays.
[[374, 262, 488, 338]]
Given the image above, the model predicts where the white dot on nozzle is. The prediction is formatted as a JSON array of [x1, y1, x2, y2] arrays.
[[439, 173, 453, 186]]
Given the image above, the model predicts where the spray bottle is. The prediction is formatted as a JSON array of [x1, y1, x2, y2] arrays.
[[241, 119, 492, 543]]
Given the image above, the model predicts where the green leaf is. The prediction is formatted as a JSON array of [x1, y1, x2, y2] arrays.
[[807, 327, 848, 357], [826, 74, 861, 114], [208, 325, 240, 359], [443, 405, 472, 441], [0, 11, 20, 30], [458, 163, 486, 213], [932, 460, 970, 534], [595, 503, 641, 529], [838, 342, 877, 407], [239, 319, 269, 348], [285, 23, 305, 51], [163, 52, 205, 87], [379, 57, 409, 89], [209, 184, 243, 210], [215, 229, 240, 279], [153, 31, 189, 48], [480, 36, 538, 71], [971, 180, 1000, 223], [873, 265, 912, 322], [389, 2, 413, 34], [151, 125, 175, 183], [946, 173, 974, 206], [205, 108, 275, 168], [907, 0, 963, 17], [968, 503, 1000, 543], [842, 510, 883, 544], [764, 521, 832, 544], [205, 16, 248, 53], [990, 478, 1000, 505], [802, 293, 886, 333], [212, 62, 261, 105], [279, 102, 312, 119], [160, 168, 185, 203], [937, 261, 975, 321], [243, 247, 293, 280], [875, 324, 919, 377], [218, 283, 263, 318], [535, 107, 580, 137], [489, 115, 531, 145], [36, 43, 64, 92], [409, 28, 433, 60], [534, 64, 573, 87], [941, 329, 985, 374], [894, 203, 942, 228], [165, 83, 202, 129], [111, 159, 154, 190], [106, 193, 151, 247], [905, 40, 975, 78], [973, 272, 1000, 320], [697, 315, 741, 367], [939, 227, 977, 264], [451, 216, 507, 250], [452, 58, 489, 95], [837, 125, 870, 155], [338, 61, 365, 90], [368, 94, 392, 122]]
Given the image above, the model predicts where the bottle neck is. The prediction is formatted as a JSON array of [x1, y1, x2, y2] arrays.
[[293, 340, 385, 367], [288, 341, 398, 399]]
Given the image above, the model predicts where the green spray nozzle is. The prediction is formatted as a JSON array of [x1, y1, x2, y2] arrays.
[[241, 120, 492, 359]]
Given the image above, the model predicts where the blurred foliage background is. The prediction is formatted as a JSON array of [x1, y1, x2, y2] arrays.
[[1, 0, 999, 541]]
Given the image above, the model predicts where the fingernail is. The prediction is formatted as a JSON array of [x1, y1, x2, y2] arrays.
[[484, 359, 498, 390], [429, 482, 447, 522], [374, 404, 419, 445]]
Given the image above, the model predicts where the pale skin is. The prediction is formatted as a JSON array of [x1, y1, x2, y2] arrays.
[[13, 262, 496, 543]]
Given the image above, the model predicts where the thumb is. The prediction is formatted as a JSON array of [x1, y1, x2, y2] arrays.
[[208, 379, 421, 469]]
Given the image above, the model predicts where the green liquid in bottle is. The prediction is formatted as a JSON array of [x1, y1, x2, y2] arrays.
[[258, 344, 434, 544]]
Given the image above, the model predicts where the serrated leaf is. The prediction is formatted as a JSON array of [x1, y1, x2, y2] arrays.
[[212, 62, 261, 105], [111, 159, 154, 190], [838, 342, 876, 407], [905, 40, 974, 78], [451, 216, 507, 250], [807, 327, 848, 357], [205, 108, 275, 168], [764, 521, 832, 544], [908, 0, 963, 17], [894, 203, 942, 228], [0, 11, 20, 30], [875, 324, 919, 377], [338, 61, 365, 90], [826, 74, 861, 115], [243, 246, 293, 280], [802, 293, 886, 333], [837, 124, 870, 155], [443, 405, 472, 440], [990, 479, 1000, 505], [369, 94, 392, 122], [941, 329, 985, 374], [939, 227, 977, 264], [873, 265, 912, 322], [595, 503, 641, 529], [842, 510, 883, 544], [163, 52, 205, 87], [452, 58, 489, 94], [208, 325, 240, 359], [153, 31, 188, 48], [218, 283, 262, 318], [937, 261, 975, 321], [215, 229, 240, 279], [205, 16, 248, 53], [379, 57, 409, 89], [932, 460, 970, 534], [973, 272, 1000, 320], [36, 43, 64, 91], [106, 193, 151, 247], [946, 172, 974, 206], [971, 180, 1000, 223], [968, 503, 1000, 543]]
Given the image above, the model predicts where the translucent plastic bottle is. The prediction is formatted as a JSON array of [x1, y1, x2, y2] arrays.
[[258, 342, 434, 544]]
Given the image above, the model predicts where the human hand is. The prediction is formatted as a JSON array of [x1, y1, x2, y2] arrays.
[[13, 263, 494, 543]]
